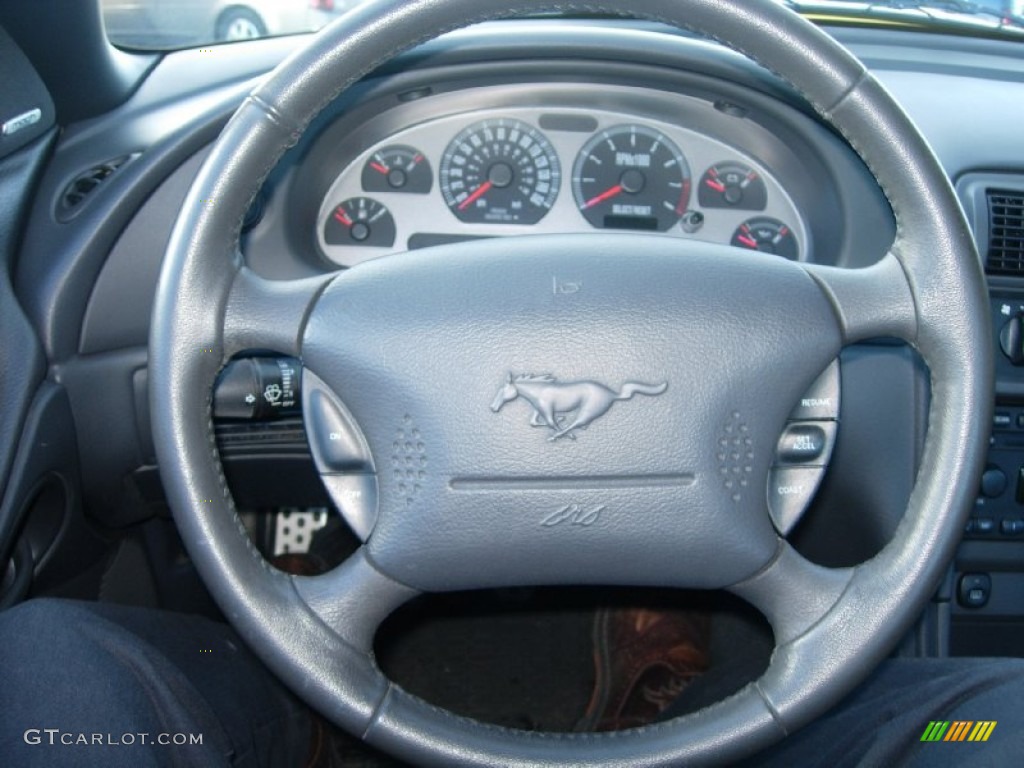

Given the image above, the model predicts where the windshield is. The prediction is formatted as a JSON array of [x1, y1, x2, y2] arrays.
[[100, 0, 361, 49], [786, 0, 1024, 35], [101, 0, 1024, 50]]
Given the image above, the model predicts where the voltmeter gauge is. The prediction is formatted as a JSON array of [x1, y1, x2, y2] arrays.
[[323, 197, 396, 248], [730, 217, 799, 260], [361, 145, 432, 194]]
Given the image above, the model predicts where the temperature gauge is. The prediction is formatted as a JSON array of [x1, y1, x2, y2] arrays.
[[361, 145, 432, 194], [730, 217, 798, 260], [323, 197, 396, 248], [699, 162, 767, 210]]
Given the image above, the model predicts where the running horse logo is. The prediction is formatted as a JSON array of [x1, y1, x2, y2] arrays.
[[490, 373, 668, 441]]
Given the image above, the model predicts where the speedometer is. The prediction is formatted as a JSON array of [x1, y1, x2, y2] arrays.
[[572, 124, 691, 231], [439, 118, 561, 225]]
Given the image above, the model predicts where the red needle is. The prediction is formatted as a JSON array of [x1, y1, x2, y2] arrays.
[[333, 209, 353, 227], [459, 180, 493, 211], [581, 184, 623, 210], [737, 234, 759, 249], [704, 178, 726, 192], [370, 161, 389, 175]]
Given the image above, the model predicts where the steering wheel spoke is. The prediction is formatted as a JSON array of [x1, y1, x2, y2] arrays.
[[293, 548, 419, 652], [223, 266, 333, 358], [730, 542, 851, 646], [802, 251, 917, 345]]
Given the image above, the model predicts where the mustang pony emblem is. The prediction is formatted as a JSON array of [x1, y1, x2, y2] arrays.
[[490, 373, 668, 441]]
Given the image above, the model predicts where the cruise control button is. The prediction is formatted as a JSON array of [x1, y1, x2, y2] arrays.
[[767, 466, 825, 536], [322, 474, 378, 541], [776, 422, 836, 465], [789, 360, 839, 421], [303, 374, 372, 473]]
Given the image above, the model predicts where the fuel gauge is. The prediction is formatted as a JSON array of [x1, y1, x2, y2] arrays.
[[323, 197, 396, 248], [699, 162, 767, 210], [731, 217, 798, 260], [361, 145, 432, 194]]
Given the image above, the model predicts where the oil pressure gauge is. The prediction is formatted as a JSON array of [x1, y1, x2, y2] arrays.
[[361, 145, 432, 194], [698, 162, 767, 210]]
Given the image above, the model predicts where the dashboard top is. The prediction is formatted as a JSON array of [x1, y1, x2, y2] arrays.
[[13, 19, 1024, 362]]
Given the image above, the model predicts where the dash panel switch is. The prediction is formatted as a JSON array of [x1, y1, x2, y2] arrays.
[[958, 573, 991, 609]]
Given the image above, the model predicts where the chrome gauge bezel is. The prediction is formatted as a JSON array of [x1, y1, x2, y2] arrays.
[[313, 84, 810, 267]]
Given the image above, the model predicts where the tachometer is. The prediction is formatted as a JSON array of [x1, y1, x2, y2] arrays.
[[572, 124, 691, 231], [439, 118, 560, 224]]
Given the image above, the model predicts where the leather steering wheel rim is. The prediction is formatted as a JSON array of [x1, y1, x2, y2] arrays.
[[150, 1, 993, 765]]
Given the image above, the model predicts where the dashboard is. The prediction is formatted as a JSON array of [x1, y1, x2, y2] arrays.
[[311, 86, 808, 267], [8, 14, 1024, 699], [4, 6, 1024, 764]]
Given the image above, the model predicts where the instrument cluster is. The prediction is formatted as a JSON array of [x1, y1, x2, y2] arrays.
[[315, 101, 807, 268]]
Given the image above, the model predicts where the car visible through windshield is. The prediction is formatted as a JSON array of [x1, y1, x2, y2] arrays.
[[100, 0, 1024, 48], [3, 0, 1024, 765], [101, 0, 361, 47]]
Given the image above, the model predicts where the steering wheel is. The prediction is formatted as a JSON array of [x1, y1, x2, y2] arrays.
[[150, 0, 992, 764]]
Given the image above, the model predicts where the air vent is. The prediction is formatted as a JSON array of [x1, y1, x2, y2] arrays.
[[987, 189, 1024, 276], [58, 153, 139, 220]]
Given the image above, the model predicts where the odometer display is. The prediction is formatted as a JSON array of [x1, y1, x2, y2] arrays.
[[439, 119, 560, 225], [572, 124, 691, 231]]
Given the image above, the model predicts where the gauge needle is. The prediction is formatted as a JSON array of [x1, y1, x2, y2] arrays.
[[369, 161, 390, 175], [581, 184, 623, 210], [333, 210, 353, 226], [704, 178, 726, 192], [737, 234, 759, 249], [459, 180, 493, 211]]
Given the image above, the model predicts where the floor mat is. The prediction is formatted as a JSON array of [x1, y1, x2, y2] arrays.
[[376, 588, 598, 732]]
